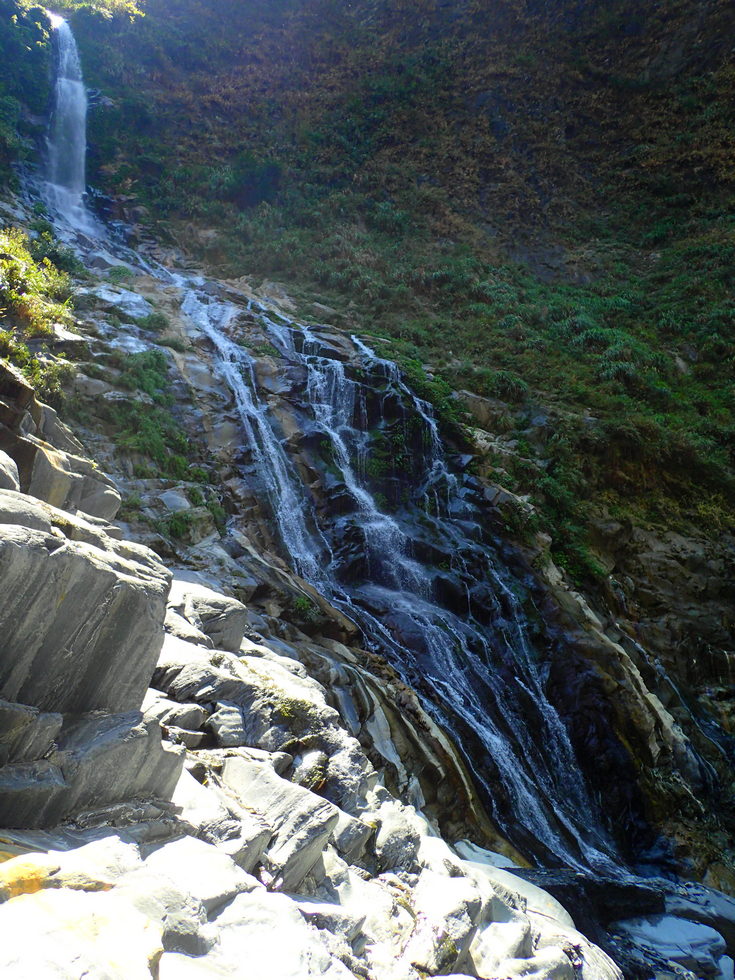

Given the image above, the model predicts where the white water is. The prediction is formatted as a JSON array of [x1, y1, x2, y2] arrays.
[[41, 14, 101, 236], [34, 17, 650, 874], [251, 321, 619, 872]]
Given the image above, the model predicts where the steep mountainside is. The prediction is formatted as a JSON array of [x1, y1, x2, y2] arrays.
[[71, 0, 735, 821], [69, 0, 735, 571]]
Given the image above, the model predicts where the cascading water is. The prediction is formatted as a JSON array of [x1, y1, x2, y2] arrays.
[[41, 13, 101, 236], [33, 15, 652, 875], [239, 312, 621, 872]]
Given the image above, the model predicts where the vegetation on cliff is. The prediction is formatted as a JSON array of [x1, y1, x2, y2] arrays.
[[62, 0, 734, 583], [0, 224, 78, 404], [1, 0, 733, 581]]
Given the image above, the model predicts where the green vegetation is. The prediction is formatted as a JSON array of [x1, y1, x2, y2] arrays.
[[137, 310, 169, 332], [0, 3, 52, 181], [101, 348, 192, 478], [107, 265, 135, 283], [0, 227, 77, 407], [53, 0, 143, 19], [0, 227, 74, 335], [61, 0, 735, 578], [155, 509, 193, 539]]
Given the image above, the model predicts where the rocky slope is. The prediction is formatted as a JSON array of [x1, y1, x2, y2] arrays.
[[0, 217, 629, 979], [0, 183, 734, 977], [62, 0, 735, 768]]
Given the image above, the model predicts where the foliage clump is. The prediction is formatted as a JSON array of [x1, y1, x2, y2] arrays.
[[0, 227, 77, 408], [0, 227, 74, 337]]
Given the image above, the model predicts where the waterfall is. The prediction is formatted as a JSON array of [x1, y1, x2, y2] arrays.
[[34, 16, 630, 875], [240, 310, 621, 873], [41, 13, 101, 236]]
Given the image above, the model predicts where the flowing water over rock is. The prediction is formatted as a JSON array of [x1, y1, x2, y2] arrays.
[[14, 15, 735, 978], [41, 14, 101, 236]]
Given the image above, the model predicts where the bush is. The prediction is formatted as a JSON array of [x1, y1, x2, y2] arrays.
[[0, 227, 74, 337], [137, 311, 169, 332]]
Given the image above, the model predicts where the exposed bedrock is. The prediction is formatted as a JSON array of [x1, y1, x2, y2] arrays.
[[0, 489, 170, 713], [0, 270, 731, 979], [0, 360, 121, 520], [0, 478, 183, 828]]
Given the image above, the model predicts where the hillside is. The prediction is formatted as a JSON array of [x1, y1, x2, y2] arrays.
[[0, 0, 732, 834], [67, 0, 735, 573]]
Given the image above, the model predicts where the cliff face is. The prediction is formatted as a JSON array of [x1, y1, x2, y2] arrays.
[[60, 0, 735, 874], [69, 0, 735, 604]]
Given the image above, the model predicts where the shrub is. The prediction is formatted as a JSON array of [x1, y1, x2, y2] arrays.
[[137, 311, 169, 332]]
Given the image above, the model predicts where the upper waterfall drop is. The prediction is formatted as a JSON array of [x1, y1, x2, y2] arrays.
[[42, 12, 101, 236]]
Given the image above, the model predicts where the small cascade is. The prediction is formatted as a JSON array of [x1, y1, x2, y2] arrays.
[[245, 312, 621, 872], [41, 13, 101, 236], [179, 291, 333, 589]]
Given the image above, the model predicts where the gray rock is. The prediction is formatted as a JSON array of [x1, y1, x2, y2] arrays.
[[141, 689, 209, 731], [144, 835, 260, 914], [660, 878, 735, 951], [158, 952, 231, 979], [207, 701, 247, 747], [0, 488, 53, 532], [373, 799, 424, 872], [33, 404, 85, 457], [16, 436, 121, 520], [0, 836, 143, 899], [171, 769, 272, 874], [211, 890, 354, 977], [0, 699, 62, 765], [402, 869, 482, 974], [74, 373, 115, 398], [152, 635, 245, 703], [613, 914, 727, 977], [169, 578, 248, 652], [0, 506, 171, 714], [114, 867, 216, 956], [80, 284, 155, 319], [296, 897, 366, 943], [4, 716, 183, 830], [0, 712, 184, 829], [222, 756, 339, 891], [291, 748, 329, 790], [165, 608, 214, 647], [0, 451, 19, 491], [167, 727, 208, 749], [159, 489, 191, 513], [332, 809, 373, 864]]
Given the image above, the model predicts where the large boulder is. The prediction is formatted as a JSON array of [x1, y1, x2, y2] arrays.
[[221, 755, 339, 890], [0, 491, 170, 714]]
